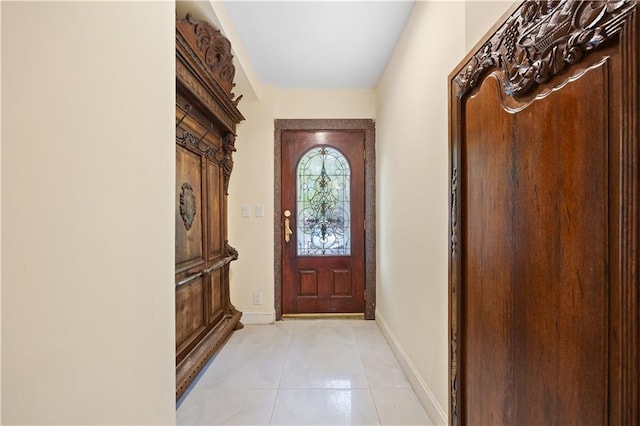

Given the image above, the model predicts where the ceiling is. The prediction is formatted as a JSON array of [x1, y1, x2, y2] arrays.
[[221, 1, 416, 89]]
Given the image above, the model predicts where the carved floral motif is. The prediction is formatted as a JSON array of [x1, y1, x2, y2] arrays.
[[175, 103, 229, 163], [193, 18, 235, 85], [450, 166, 459, 414], [180, 182, 196, 231], [455, 0, 634, 98], [225, 240, 239, 261], [451, 168, 459, 257]]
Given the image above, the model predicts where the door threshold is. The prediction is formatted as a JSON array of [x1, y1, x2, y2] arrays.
[[282, 313, 365, 320]]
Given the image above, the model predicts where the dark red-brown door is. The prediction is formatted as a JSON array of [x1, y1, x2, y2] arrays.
[[281, 130, 365, 314]]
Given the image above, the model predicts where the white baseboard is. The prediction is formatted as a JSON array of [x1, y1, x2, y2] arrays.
[[375, 310, 448, 426], [240, 310, 275, 324]]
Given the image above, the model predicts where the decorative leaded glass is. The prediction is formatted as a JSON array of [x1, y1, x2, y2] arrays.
[[297, 146, 351, 256]]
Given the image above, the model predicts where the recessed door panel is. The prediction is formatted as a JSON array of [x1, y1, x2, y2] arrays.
[[175, 277, 206, 355], [331, 269, 352, 297], [176, 145, 204, 269], [209, 268, 223, 323]]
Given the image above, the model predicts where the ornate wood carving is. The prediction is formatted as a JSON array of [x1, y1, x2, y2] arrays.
[[175, 13, 244, 401], [179, 183, 196, 231], [450, 166, 459, 416], [454, 0, 636, 99], [175, 61, 237, 133], [225, 240, 239, 261], [178, 14, 235, 95], [450, 167, 458, 257], [222, 133, 236, 195], [176, 104, 229, 163]]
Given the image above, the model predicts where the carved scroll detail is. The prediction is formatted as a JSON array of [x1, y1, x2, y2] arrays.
[[225, 240, 239, 261], [191, 15, 236, 87], [451, 327, 459, 415], [451, 168, 459, 257], [180, 183, 196, 231], [450, 166, 460, 415], [222, 133, 237, 195], [455, 0, 635, 98]]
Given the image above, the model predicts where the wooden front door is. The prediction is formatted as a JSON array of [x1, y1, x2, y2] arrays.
[[449, 1, 639, 424], [281, 129, 366, 315]]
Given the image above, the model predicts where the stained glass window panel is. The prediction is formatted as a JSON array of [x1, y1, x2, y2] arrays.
[[297, 146, 351, 256]]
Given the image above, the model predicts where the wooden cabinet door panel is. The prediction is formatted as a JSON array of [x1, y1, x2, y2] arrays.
[[449, 1, 638, 424], [175, 277, 206, 360], [510, 63, 608, 424], [176, 145, 205, 271]]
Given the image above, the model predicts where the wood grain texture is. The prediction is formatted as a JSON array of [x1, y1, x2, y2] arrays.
[[449, 1, 639, 424]]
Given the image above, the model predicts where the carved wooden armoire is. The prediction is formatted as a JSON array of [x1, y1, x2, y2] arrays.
[[450, 1, 638, 425], [175, 15, 244, 399]]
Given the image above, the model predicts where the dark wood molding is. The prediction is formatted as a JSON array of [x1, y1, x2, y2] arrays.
[[449, 1, 639, 424], [617, 8, 639, 423], [175, 309, 242, 398], [274, 119, 376, 320]]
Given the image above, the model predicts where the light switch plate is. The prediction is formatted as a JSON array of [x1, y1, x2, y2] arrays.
[[242, 205, 251, 218], [256, 205, 265, 217]]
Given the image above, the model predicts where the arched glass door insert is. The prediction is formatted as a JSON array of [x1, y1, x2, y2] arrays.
[[296, 146, 351, 256]]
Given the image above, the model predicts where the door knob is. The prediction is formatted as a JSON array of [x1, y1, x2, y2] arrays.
[[284, 210, 293, 243]]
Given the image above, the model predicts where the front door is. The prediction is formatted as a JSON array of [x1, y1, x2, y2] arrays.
[[281, 129, 366, 315]]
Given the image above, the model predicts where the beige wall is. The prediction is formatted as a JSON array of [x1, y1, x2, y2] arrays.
[[465, 1, 517, 51], [375, 2, 465, 422], [375, 1, 513, 424], [1, 2, 175, 425]]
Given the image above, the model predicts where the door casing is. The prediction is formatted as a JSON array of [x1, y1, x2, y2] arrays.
[[274, 119, 376, 320]]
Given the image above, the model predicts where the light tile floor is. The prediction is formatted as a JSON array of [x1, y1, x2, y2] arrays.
[[177, 319, 435, 425]]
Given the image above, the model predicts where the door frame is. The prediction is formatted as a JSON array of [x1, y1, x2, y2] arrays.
[[274, 119, 376, 320]]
